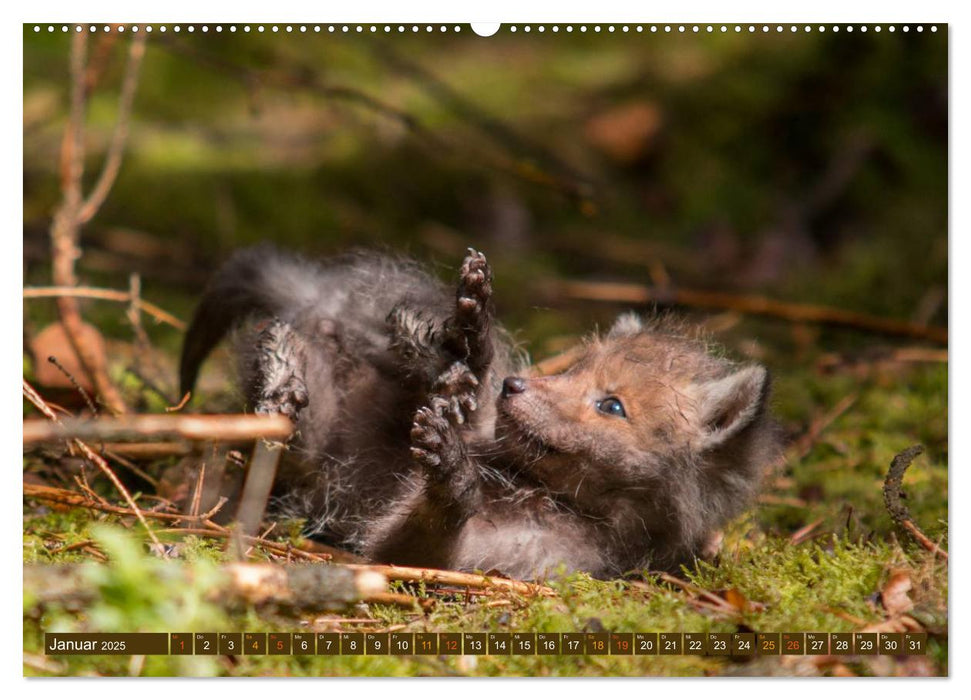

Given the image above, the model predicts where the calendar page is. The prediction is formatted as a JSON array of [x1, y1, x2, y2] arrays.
[[21, 17, 948, 679]]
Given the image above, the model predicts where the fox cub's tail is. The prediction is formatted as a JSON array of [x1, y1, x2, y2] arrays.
[[178, 245, 323, 397]]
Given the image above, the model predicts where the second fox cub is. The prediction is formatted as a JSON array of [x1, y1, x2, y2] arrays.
[[181, 247, 780, 579]]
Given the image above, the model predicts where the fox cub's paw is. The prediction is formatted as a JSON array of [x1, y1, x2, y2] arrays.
[[444, 249, 495, 373], [252, 318, 309, 421], [432, 361, 479, 424], [410, 400, 465, 479], [455, 248, 493, 326]]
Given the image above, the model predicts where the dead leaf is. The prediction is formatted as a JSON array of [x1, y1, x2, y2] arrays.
[[30, 321, 106, 393], [585, 101, 663, 164], [724, 588, 751, 613], [881, 570, 914, 616]]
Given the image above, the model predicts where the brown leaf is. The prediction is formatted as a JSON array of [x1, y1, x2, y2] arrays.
[[881, 570, 914, 617], [584, 101, 663, 164], [30, 321, 106, 393], [723, 588, 750, 613]]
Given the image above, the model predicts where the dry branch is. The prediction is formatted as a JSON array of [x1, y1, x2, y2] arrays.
[[344, 563, 555, 597], [77, 32, 148, 225], [23, 413, 293, 446], [222, 562, 388, 610], [558, 280, 948, 344], [529, 344, 586, 377], [98, 442, 192, 458], [23, 286, 186, 330], [23, 483, 224, 526], [23, 482, 338, 563], [774, 393, 859, 471], [50, 31, 126, 414], [23, 380, 163, 552], [234, 440, 284, 541], [24, 562, 388, 613], [883, 445, 948, 561]]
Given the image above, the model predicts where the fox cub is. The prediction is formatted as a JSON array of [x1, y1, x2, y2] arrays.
[[180, 246, 780, 579]]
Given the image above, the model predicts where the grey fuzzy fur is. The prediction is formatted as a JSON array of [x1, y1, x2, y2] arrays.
[[181, 247, 781, 580]]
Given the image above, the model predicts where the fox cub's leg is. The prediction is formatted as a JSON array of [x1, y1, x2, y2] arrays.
[[443, 249, 495, 376], [386, 305, 444, 382], [247, 318, 309, 421], [430, 361, 479, 425], [364, 384, 479, 567], [385, 249, 495, 385], [410, 388, 478, 502]]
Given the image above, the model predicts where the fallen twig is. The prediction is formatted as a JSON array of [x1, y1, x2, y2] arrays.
[[656, 573, 737, 614], [221, 562, 387, 610], [558, 280, 948, 344], [77, 32, 148, 225], [49, 31, 131, 414], [24, 483, 225, 526], [883, 445, 948, 561], [758, 494, 809, 508], [817, 347, 948, 374], [23, 380, 164, 553], [23, 482, 340, 564], [234, 440, 284, 544], [98, 442, 192, 458], [23, 286, 186, 330], [789, 518, 825, 546], [158, 527, 329, 563], [23, 413, 293, 445], [46, 355, 99, 416], [530, 344, 586, 377], [344, 563, 555, 597], [779, 393, 859, 469], [166, 392, 192, 413], [24, 562, 388, 613]]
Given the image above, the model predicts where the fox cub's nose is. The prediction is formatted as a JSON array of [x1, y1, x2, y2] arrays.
[[501, 376, 528, 398]]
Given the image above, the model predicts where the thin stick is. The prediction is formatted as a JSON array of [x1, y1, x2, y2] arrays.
[[234, 440, 284, 540], [559, 280, 948, 344], [46, 355, 99, 416], [24, 482, 227, 526], [189, 461, 206, 518], [97, 442, 191, 458], [23, 380, 163, 553], [157, 527, 329, 562], [343, 563, 555, 597], [789, 518, 825, 546], [883, 445, 948, 561], [78, 32, 148, 225], [529, 344, 586, 377], [782, 393, 859, 468], [23, 413, 293, 445], [101, 448, 160, 488], [166, 392, 192, 413], [50, 29, 128, 414], [126, 273, 150, 348], [657, 573, 736, 612], [23, 286, 186, 330]]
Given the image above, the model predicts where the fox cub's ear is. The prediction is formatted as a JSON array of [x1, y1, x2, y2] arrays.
[[607, 312, 644, 338], [691, 365, 770, 450]]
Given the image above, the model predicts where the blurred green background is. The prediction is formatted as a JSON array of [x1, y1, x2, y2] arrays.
[[24, 25, 947, 326]]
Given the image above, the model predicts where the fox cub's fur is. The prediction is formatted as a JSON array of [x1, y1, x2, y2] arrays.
[[180, 246, 780, 579]]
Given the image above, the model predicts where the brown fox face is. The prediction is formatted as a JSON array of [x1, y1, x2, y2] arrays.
[[495, 315, 771, 513]]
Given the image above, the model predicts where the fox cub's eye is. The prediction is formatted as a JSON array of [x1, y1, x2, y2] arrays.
[[596, 397, 627, 418]]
